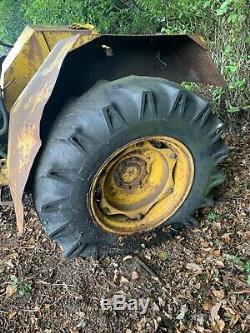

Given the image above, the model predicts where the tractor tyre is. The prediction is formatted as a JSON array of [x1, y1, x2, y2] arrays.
[[33, 76, 228, 258]]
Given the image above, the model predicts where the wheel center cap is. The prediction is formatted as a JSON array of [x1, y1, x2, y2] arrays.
[[114, 156, 147, 189]]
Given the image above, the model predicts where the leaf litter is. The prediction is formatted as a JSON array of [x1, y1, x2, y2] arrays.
[[0, 127, 249, 332]]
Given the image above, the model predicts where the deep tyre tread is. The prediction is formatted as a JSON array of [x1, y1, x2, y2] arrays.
[[33, 76, 228, 258]]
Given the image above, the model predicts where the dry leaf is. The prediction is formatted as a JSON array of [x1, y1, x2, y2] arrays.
[[113, 269, 119, 283], [123, 255, 132, 261], [202, 301, 213, 311], [196, 325, 205, 332], [8, 311, 17, 320], [214, 260, 225, 268], [211, 319, 225, 332], [179, 321, 186, 331], [186, 263, 202, 274], [5, 284, 17, 299], [210, 302, 221, 321], [229, 314, 240, 328], [176, 304, 188, 320], [212, 289, 225, 299], [137, 317, 146, 331], [222, 304, 236, 315], [120, 276, 129, 284], [131, 271, 139, 281]]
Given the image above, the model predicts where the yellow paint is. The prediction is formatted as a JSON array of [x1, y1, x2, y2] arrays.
[[0, 26, 100, 112], [69, 23, 95, 30], [89, 136, 194, 235], [16, 124, 37, 171], [0, 159, 8, 185], [0, 26, 99, 187], [1, 26, 50, 111]]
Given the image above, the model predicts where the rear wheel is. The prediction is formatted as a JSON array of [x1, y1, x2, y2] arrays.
[[33, 76, 228, 258]]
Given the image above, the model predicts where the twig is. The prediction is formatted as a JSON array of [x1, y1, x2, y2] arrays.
[[45, 292, 68, 309], [134, 255, 168, 291], [229, 289, 250, 295], [36, 280, 75, 288], [14, 307, 40, 313]]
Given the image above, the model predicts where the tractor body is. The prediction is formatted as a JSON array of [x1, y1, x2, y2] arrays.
[[0, 25, 225, 233]]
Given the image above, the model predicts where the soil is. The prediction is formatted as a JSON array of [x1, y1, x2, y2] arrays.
[[0, 126, 249, 333]]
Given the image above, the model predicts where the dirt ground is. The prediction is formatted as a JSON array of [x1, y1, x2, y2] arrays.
[[0, 125, 249, 333]]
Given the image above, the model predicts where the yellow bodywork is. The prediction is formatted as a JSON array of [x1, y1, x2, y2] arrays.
[[0, 25, 225, 234], [1, 25, 99, 112], [0, 26, 99, 232]]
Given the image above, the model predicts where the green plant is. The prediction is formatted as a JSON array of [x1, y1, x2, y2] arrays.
[[198, 273, 207, 282], [226, 254, 244, 266], [10, 276, 32, 298], [244, 260, 250, 286], [158, 251, 171, 261], [0, 0, 248, 124], [207, 212, 219, 221]]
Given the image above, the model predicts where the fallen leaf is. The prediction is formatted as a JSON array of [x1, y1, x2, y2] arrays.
[[120, 276, 129, 284], [176, 304, 188, 320], [131, 271, 139, 281], [211, 319, 225, 332], [212, 289, 225, 299], [8, 311, 17, 320], [222, 304, 236, 315], [113, 269, 119, 283], [214, 260, 225, 268], [5, 284, 17, 299], [123, 255, 133, 261], [179, 321, 186, 331], [203, 301, 213, 311], [229, 314, 240, 328], [196, 325, 204, 333], [137, 317, 146, 331], [186, 263, 202, 274], [210, 302, 222, 322]]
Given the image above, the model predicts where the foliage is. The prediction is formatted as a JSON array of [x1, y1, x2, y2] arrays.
[[9, 275, 32, 298], [0, 0, 249, 122], [244, 260, 250, 286], [207, 212, 219, 221]]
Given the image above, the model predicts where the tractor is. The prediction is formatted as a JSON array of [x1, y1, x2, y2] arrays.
[[0, 25, 228, 258]]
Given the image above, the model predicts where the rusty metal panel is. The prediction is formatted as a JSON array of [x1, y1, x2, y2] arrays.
[[8, 33, 100, 234], [1, 26, 50, 111], [0, 25, 100, 112]]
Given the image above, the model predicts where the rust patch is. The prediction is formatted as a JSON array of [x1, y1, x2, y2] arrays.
[[8, 33, 99, 234], [17, 124, 37, 171]]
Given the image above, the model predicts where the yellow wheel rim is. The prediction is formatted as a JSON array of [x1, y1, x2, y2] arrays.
[[89, 136, 194, 235]]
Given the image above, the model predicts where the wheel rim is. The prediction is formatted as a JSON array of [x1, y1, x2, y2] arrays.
[[89, 136, 194, 235]]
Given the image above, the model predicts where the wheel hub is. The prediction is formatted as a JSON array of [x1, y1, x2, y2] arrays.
[[114, 156, 147, 189], [89, 136, 194, 235]]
